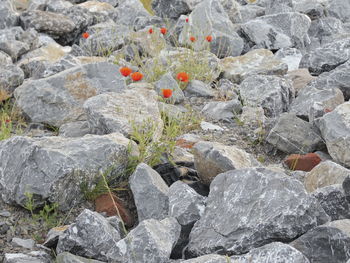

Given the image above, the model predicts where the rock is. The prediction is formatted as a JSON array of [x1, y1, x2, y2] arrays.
[[46, 0, 74, 12], [58, 121, 90, 138], [106, 217, 181, 263], [14, 62, 126, 127], [193, 141, 258, 185], [0, 221, 9, 235], [327, 219, 350, 237], [291, 226, 350, 263], [240, 106, 266, 129], [217, 78, 238, 100], [4, 252, 51, 263], [154, 73, 185, 104], [318, 102, 350, 166], [84, 86, 163, 141], [220, 49, 288, 84], [187, 168, 329, 256], [294, 0, 326, 20], [312, 184, 350, 220], [56, 209, 123, 261], [299, 37, 350, 75], [289, 84, 344, 121], [0, 50, 12, 65], [185, 80, 215, 98], [200, 121, 224, 131], [44, 226, 69, 248], [201, 99, 242, 122], [113, 0, 151, 28], [266, 113, 324, 154], [179, 0, 244, 58], [181, 254, 227, 263], [94, 194, 134, 227], [130, 163, 169, 221], [327, 0, 350, 23], [0, 133, 136, 210], [0, 40, 30, 61], [152, 0, 197, 19], [78, 1, 114, 14], [158, 102, 188, 119], [0, 0, 18, 30], [286, 69, 316, 95], [11, 238, 35, 249], [231, 242, 310, 263], [19, 11, 76, 44], [239, 4, 265, 23], [56, 252, 104, 263], [304, 160, 350, 193], [275, 48, 303, 71], [239, 75, 294, 117], [241, 12, 311, 50], [284, 153, 321, 172], [0, 65, 24, 95]]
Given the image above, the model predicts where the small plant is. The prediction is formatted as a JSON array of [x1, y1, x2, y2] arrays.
[[0, 99, 25, 141]]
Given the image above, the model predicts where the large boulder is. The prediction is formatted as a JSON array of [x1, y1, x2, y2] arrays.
[[187, 168, 329, 256], [0, 0, 19, 29], [0, 65, 24, 95], [318, 102, 350, 167], [0, 133, 136, 210], [239, 75, 294, 117], [14, 62, 126, 128]]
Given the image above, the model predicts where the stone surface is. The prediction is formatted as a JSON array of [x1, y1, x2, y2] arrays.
[[181, 254, 227, 263], [179, 0, 244, 58], [0, 40, 30, 61], [286, 69, 315, 95], [0, 0, 19, 30], [0, 133, 135, 210], [0, 50, 12, 66], [11, 238, 35, 249], [239, 75, 294, 117], [185, 80, 215, 98], [193, 141, 258, 185], [241, 12, 311, 50], [3, 252, 51, 263], [291, 226, 350, 263], [275, 48, 303, 71], [201, 99, 242, 122], [312, 184, 350, 221], [318, 102, 350, 167], [154, 72, 185, 104], [84, 86, 163, 141], [304, 160, 350, 193], [0, 65, 24, 94], [266, 113, 324, 154], [15, 62, 126, 127], [220, 49, 288, 84], [56, 209, 123, 261], [284, 153, 321, 172], [327, 0, 350, 23], [106, 217, 181, 263], [187, 168, 329, 256], [56, 252, 104, 263], [152, 0, 198, 19], [130, 163, 169, 221], [58, 121, 90, 138], [113, 0, 151, 28]]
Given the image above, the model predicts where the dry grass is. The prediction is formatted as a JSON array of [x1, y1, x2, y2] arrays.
[[140, 0, 154, 15]]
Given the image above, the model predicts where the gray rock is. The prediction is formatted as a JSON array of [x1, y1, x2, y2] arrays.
[[304, 160, 350, 193], [239, 4, 265, 23], [0, 221, 9, 235], [241, 12, 311, 50], [266, 112, 324, 154], [286, 68, 315, 96], [299, 37, 350, 75], [130, 163, 169, 221], [0, 40, 30, 61], [0, 65, 24, 94], [56, 209, 123, 261], [240, 106, 266, 129], [15, 62, 126, 127], [181, 254, 227, 263], [106, 217, 181, 263], [327, 0, 350, 23], [0, 50, 12, 65], [201, 99, 242, 122], [113, 0, 151, 28], [239, 75, 294, 117], [294, 0, 326, 20], [58, 121, 90, 138], [11, 238, 35, 249], [200, 121, 224, 132], [217, 78, 238, 100], [193, 141, 259, 185], [230, 242, 310, 263], [179, 0, 244, 58], [56, 252, 104, 263], [187, 168, 329, 256], [0, 133, 135, 210], [289, 84, 344, 121], [220, 49, 288, 84], [84, 86, 163, 141], [291, 225, 350, 263], [46, 0, 74, 12], [0, 0, 18, 30], [327, 219, 350, 237], [185, 80, 215, 98], [312, 184, 350, 221], [158, 102, 188, 119], [154, 73, 185, 104], [318, 102, 350, 167], [265, 0, 293, 14], [275, 48, 303, 71], [4, 251, 51, 263], [152, 0, 197, 19]]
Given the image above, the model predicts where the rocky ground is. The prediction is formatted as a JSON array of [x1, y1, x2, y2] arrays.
[[1, 0, 350, 262]]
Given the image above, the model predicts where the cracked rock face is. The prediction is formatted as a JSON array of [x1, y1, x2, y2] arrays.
[[187, 168, 329, 256]]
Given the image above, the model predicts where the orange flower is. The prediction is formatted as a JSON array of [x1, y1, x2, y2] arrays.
[[120, 67, 132, 77], [185, 18, 189, 23], [160, 27, 167, 35], [131, 72, 143, 81], [177, 72, 189, 82], [190, 36, 196, 42], [82, 32, 90, 39], [162, 89, 173, 98], [148, 28, 153, 34], [5, 119, 11, 123], [206, 35, 213, 42]]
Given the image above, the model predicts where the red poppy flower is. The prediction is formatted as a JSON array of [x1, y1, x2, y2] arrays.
[[82, 32, 90, 39], [206, 35, 213, 42], [148, 28, 153, 34], [120, 67, 133, 77], [131, 72, 143, 81], [5, 119, 11, 123], [190, 36, 196, 42], [177, 72, 189, 82], [185, 18, 189, 23], [162, 89, 173, 98], [160, 27, 167, 35]]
